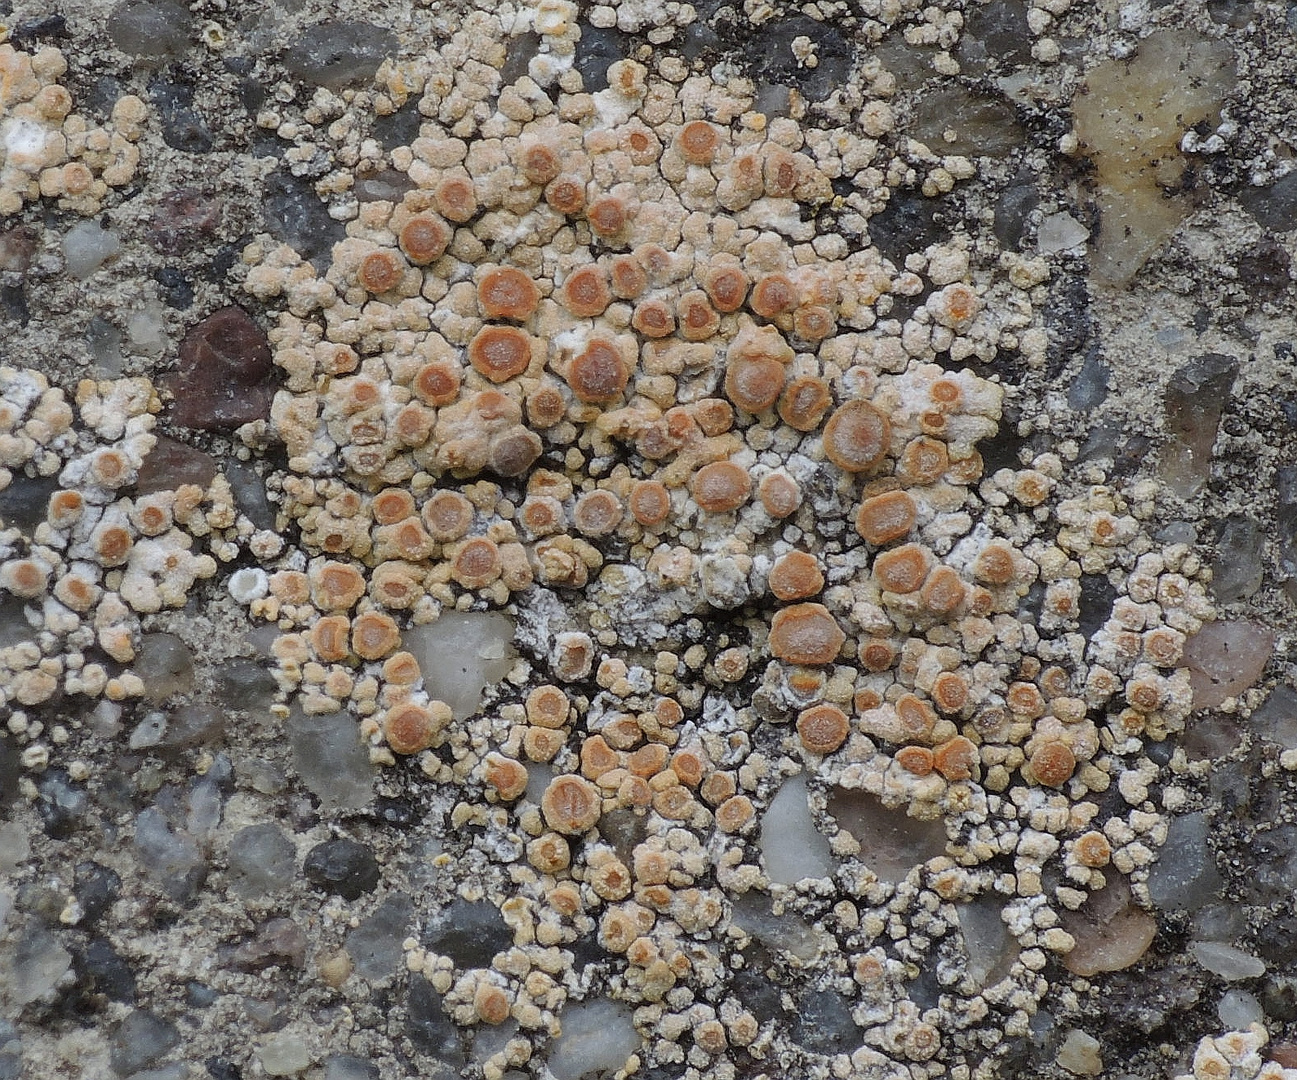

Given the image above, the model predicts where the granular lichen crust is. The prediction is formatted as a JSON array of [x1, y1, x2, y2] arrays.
[[4, 0, 1297, 1079]]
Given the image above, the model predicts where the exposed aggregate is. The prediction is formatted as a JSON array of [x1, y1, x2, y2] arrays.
[[2, 1, 1296, 1079]]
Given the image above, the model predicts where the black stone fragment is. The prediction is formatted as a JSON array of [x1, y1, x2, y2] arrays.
[[0, 734, 18, 808], [569, 932, 605, 969], [1045, 273, 1092, 375], [153, 267, 194, 309], [955, 0, 1031, 73], [598, 807, 648, 865], [1237, 236, 1291, 300], [78, 938, 137, 1003], [867, 191, 947, 267], [223, 459, 277, 530], [1067, 350, 1110, 412], [1077, 574, 1116, 640], [734, 14, 854, 103], [206, 1058, 242, 1080], [74, 861, 122, 924], [213, 657, 278, 712], [372, 103, 424, 152], [1084, 429, 1153, 481], [161, 703, 227, 753], [422, 898, 512, 968], [0, 223, 37, 272], [406, 977, 466, 1066], [1254, 913, 1297, 964], [107, 0, 192, 67], [976, 407, 1028, 474], [354, 168, 415, 203], [0, 284, 29, 327], [262, 170, 347, 271], [730, 955, 784, 1023], [1143, 740, 1174, 769], [912, 85, 1022, 157], [304, 838, 380, 900], [208, 242, 242, 285], [499, 32, 541, 86], [1239, 174, 1297, 232], [186, 981, 219, 1007], [131, 631, 196, 700], [370, 796, 418, 829], [0, 472, 60, 532], [993, 171, 1039, 250], [224, 55, 263, 113], [150, 78, 214, 153], [1207, 0, 1255, 26], [283, 23, 399, 91], [573, 23, 628, 92], [906, 959, 943, 1010], [1263, 976, 1297, 1022], [85, 314, 124, 371], [11, 14, 69, 47], [789, 989, 860, 1054], [1210, 515, 1265, 604], [637, 1067, 688, 1080]]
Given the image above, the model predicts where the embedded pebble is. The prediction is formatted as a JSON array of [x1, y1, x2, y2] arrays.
[[1192, 941, 1267, 982], [284, 23, 399, 90], [546, 999, 641, 1080], [63, 221, 122, 279], [109, 1010, 180, 1076], [303, 838, 380, 900], [227, 824, 297, 898], [287, 708, 374, 810], [1218, 989, 1264, 1029], [405, 611, 516, 719], [1, 925, 71, 1008], [164, 307, 276, 431], [258, 1031, 313, 1077], [760, 772, 834, 884], [345, 893, 414, 978], [1056, 1029, 1103, 1076]]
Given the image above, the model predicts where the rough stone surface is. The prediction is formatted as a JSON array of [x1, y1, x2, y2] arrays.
[[1, 4, 1295, 1080]]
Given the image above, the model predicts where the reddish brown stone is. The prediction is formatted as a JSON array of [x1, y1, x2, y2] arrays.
[[166, 306, 275, 431], [148, 189, 222, 256], [135, 435, 219, 494]]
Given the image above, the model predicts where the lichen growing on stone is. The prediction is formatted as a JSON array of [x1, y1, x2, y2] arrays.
[[0, 43, 145, 216], [0, 0, 1289, 1078]]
